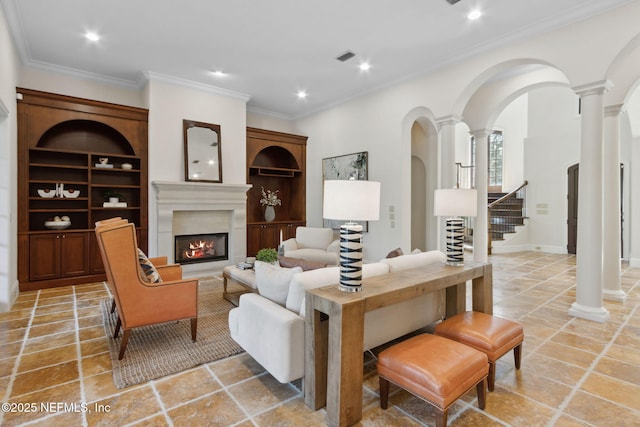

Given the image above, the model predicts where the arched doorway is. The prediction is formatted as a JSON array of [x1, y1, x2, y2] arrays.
[[567, 162, 624, 255], [410, 120, 437, 251]]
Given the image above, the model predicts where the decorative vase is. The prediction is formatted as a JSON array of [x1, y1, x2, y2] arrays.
[[264, 205, 275, 222]]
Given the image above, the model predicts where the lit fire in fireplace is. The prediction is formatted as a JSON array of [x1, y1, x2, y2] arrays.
[[184, 239, 215, 259]]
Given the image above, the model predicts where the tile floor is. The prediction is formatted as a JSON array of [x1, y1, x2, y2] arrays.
[[1, 252, 639, 426]]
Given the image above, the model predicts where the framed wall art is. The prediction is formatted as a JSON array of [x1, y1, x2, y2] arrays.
[[322, 151, 369, 231]]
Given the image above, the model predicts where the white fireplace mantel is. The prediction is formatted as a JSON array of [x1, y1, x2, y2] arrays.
[[153, 181, 252, 275]]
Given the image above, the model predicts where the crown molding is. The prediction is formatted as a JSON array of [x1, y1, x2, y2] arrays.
[[143, 71, 251, 102], [246, 105, 293, 121]]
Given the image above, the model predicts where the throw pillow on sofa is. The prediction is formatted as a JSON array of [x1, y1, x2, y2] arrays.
[[137, 248, 162, 284], [254, 260, 302, 306]]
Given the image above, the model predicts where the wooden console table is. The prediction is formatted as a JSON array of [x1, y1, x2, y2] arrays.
[[304, 261, 492, 427]]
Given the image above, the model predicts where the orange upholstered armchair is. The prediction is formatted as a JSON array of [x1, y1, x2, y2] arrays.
[[95, 221, 198, 359], [95, 218, 183, 314]]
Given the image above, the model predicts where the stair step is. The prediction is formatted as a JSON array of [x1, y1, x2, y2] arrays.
[[490, 208, 522, 216], [491, 217, 525, 226]]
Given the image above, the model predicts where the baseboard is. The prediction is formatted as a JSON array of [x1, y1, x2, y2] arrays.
[[491, 244, 566, 254], [629, 258, 640, 268]]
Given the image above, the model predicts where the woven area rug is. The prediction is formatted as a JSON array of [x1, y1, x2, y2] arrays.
[[100, 277, 244, 389]]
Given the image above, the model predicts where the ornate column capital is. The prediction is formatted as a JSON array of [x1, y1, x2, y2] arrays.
[[604, 104, 624, 117], [572, 80, 614, 97], [435, 115, 463, 127], [469, 129, 492, 140]]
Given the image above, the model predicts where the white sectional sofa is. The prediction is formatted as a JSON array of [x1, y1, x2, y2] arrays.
[[228, 250, 446, 383]]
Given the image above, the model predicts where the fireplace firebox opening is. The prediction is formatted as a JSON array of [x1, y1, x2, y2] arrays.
[[174, 233, 228, 265]]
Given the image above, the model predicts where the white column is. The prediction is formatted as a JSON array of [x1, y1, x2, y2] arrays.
[[470, 129, 490, 263], [436, 115, 462, 253], [568, 81, 612, 323], [603, 104, 626, 302]]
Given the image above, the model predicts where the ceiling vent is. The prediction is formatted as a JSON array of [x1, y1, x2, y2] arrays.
[[446, 0, 461, 4], [336, 51, 356, 62]]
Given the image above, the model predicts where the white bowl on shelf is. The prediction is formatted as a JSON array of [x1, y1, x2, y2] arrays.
[[37, 189, 56, 198], [62, 189, 80, 198], [44, 220, 71, 230], [121, 163, 133, 170]]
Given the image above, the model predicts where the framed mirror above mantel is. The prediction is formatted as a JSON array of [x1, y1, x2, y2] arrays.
[[183, 119, 223, 183]]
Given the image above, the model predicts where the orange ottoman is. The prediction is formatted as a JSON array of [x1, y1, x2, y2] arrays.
[[434, 311, 524, 391], [377, 334, 488, 427]]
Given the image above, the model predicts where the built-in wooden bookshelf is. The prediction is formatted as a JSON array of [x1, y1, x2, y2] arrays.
[[17, 88, 149, 291]]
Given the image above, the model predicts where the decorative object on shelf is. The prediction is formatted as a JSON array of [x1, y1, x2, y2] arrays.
[[44, 215, 71, 230], [323, 178, 381, 292], [37, 189, 56, 198], [121, 163, 133, 170], [260, 186, 281, 222], [96, 157, 113, 168], [264, 206, 275, 222], [62, 189, 80, 198], [103, 190, 128, 207], [322, 151, 369, 231], [256, 248, 278, 264], [434, 188, 478, 266], [183, 119, 223, 183]]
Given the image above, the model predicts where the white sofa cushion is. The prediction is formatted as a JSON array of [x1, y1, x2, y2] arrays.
[[284, 248, 338, 265], [296, 227, 335, 249], [229, 293, 305, 383], [254, 261, 302, 306], [286, 262, 390, 315], [381, 249, 446, 272]]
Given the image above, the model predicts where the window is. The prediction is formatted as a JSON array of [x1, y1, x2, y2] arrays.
[[488, 131, 503, 187], [470, 130, 503, 188]]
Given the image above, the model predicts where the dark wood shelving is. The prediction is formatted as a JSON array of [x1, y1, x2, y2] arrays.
[[246, 127, 307, 256], [17, 88, 148, 291]]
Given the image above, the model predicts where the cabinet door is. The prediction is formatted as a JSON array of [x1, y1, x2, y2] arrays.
[[29, 234, 61, 281], [247, 224, 281, 256], [285, 222, 305, 240], [261, 224, 280, 250], [89, 232, 105, 274], [60, 233, 89, 277], [247, 224, 262, 257]]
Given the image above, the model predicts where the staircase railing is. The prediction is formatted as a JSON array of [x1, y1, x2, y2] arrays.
[[488, 180, 528, 254]]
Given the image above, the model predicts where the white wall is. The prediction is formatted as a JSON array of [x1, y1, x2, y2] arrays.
[[145, 78, 248, 255], [0, 6, 20, 311], [524, 86, 581, 253], [495, 94, 527, 192], [246, 111, 299, 135], [19, 68, 144, 108]]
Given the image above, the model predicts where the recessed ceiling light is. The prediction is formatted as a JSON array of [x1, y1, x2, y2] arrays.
[[359, 62, 371, 72], [85, 31, 100, 42], [467, 9, 482, 20], [211, 70, 227, 78], [297, 90, 307, 99]]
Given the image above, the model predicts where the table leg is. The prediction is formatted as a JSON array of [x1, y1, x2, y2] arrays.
[[445, 283, 466, 317], [325, 300, 365, 427], [472, 264, 493, 314], [305, 294, 329, 410]]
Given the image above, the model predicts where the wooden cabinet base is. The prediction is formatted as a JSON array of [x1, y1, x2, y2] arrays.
[[19, 274, 107, 292]]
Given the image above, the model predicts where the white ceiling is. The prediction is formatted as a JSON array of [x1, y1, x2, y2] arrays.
[[1, 0, 633, 119]]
